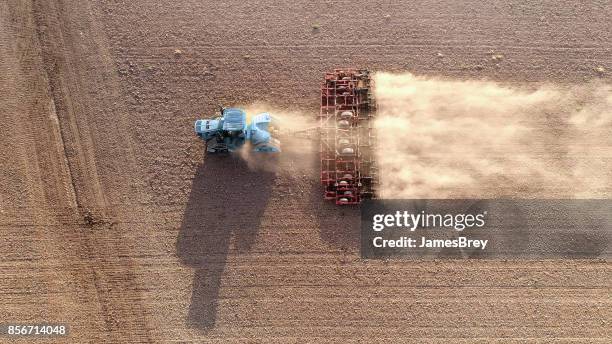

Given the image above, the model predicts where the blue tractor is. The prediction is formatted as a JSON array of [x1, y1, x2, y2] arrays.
[[194, 107, 281, 153]]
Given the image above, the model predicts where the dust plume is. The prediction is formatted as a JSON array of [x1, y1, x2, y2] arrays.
[[374, 72, 612, 199], [240, 102, 318, 133]]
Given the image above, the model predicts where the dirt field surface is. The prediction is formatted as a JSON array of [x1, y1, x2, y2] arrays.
[[1, 0, 610, 343]]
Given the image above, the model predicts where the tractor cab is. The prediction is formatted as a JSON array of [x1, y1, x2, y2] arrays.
[[221, 108, 247, 133]]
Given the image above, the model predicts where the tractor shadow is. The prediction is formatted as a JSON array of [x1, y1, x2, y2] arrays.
[[176, 154, 275, 331]]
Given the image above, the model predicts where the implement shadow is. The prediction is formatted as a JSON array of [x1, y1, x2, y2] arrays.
[[306, 139, 361, 252], [176, 154, 275, 331]]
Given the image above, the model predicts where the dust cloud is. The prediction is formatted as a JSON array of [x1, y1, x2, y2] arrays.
[[374, 72, 612, 199], [240, 102, 318, 133]]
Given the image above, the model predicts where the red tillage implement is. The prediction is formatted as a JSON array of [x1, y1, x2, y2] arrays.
[[319, 69, 378, 205]]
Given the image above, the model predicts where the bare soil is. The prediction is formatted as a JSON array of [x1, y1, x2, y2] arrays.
[[1, 0, 610, 342]]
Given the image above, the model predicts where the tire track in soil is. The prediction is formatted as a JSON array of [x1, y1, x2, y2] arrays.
[[29, 0, 153, 342], [1, 0, 111, 340]]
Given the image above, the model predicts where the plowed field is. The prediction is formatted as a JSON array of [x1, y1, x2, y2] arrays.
[[1, 1, 610, 342]]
